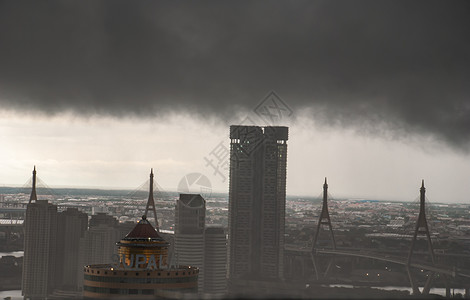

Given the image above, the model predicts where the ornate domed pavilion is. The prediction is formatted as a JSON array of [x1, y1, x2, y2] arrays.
[[83, 169, 199, 299]]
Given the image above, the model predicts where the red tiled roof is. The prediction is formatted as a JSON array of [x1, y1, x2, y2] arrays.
[[125, 216, 161, 239]]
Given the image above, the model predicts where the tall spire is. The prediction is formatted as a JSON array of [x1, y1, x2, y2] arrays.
[[144, 168, 159, 230], [314, 177, 335, 248], [408, 179, 435, 265], [28, 166, 37, 204], [311, 177, 337, 280]]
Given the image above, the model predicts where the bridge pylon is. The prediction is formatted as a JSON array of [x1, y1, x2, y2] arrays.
[[144, 168, 160, 230], [28, 166, 38, 204], [311, 178, 336, 280], [407, 180, 436, 295]]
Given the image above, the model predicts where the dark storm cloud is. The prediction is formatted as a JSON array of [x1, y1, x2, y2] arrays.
[[0, 1, 469, 149]]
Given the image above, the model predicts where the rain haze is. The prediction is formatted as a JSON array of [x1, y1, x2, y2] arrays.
[[1, 0, 470, 203]]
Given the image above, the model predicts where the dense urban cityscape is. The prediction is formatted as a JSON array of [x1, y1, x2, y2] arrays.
[[1, 126, 470, 299], [2, 185, 470, 298]]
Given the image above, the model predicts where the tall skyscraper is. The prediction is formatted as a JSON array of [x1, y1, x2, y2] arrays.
[[55, 208, 88, 291], [22, 167, 59, 299], [174, 194, 205, 291], [203, 226, 227, 295], [228, 126, 288, 292]]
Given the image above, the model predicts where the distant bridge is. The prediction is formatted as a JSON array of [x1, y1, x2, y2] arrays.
[[287, 246, 469, 278], [316, 248, 468, 278], [309, 179, 470, 296]]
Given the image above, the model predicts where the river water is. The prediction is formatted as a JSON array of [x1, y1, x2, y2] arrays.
[[0, 252, 23, 299], [0, 290, 22, 300], [329, 284, 466, 297], [0, 258, 465, 299], [0, 251, 23, 257], [0, 286, 466, 299]]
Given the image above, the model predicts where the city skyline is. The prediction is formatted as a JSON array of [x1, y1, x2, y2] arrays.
[[6, 159, 470, 298], [8, 167, 470, 298], [1, 1, 470, 203]]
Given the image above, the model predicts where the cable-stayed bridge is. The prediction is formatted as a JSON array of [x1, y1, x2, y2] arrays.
[[307, 178, 470, 296]]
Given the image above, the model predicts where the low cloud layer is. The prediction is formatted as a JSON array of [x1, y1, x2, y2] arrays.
[[1, 1, 469, 150]]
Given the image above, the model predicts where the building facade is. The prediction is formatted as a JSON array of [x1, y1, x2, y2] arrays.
[[174, 194, 205, 291], [81, 213, 121, 266], [22, 167, 58, 300], [228, 126, 288, 291], [203, 226, 227, 294], [80, 223, 120, 268], [56, 208, 88, 291], [22, 199, 58, 299]]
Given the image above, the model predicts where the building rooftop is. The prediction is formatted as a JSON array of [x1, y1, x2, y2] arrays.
[[179, 194, 205, 208], [124, 215, 164, 240]]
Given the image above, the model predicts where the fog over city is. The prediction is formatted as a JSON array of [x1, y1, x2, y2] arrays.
[[1, 2, 469, 198]]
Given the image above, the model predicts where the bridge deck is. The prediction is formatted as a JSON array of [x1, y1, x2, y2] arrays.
[[287, 246, 470, 279]]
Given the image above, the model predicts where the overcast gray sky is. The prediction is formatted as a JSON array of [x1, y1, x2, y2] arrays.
[[0, 1, 469, 202]]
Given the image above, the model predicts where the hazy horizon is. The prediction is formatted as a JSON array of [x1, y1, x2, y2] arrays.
[[0, 179, 466, 205], [1, 1, 469, 203]]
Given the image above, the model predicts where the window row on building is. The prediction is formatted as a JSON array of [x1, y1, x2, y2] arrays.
[[84, 267, 198, 277], [83, 285, 197, 295], [84, 274, 198, 284]]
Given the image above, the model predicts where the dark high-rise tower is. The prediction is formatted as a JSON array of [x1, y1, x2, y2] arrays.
[[228, 125, 288, 290]]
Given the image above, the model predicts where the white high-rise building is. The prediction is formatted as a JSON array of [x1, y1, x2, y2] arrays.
[[203, 226, 227, 294], [174, 194, 205, 291]]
